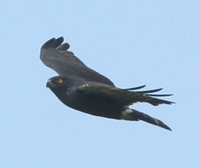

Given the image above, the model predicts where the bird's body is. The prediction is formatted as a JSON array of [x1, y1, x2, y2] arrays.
[[47, 76, 123, 119], [40, 37, 174, 131]]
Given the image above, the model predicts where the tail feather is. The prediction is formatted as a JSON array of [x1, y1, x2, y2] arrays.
[[121, 109, 172, 131]]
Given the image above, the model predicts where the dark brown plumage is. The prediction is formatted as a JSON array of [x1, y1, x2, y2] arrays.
[[40, 37, 174, 131]]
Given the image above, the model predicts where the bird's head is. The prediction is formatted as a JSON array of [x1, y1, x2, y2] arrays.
[[46, 76, 67, 90], [46, 76, 72, 105]]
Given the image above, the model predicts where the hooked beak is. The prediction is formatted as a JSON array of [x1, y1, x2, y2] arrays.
[[46, 79, 53, 88]]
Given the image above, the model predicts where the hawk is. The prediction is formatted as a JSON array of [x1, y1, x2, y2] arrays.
[[40, 37, 173, 131]]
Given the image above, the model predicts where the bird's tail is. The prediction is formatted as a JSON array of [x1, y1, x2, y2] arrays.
[[121, 109, 172, 131]]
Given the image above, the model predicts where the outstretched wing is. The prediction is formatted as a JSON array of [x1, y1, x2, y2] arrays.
[[40, 37, 115, 86], [78, 82, 174, 106]]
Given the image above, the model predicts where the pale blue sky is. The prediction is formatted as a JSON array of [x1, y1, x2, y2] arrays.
[[0, 0, 200, 168]]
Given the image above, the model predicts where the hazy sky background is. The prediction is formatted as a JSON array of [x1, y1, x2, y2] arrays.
[[1, 0, 199, 168]]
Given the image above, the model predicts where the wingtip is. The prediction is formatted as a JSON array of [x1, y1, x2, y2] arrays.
[[41, 36, 64, 49], [135, 88, 163, 94], [41, 37, 56, 48], [123, 85, 146, 91], [56, 36, 64, 43], [148, 93, 173, 97], [58, 42, 70, 50]]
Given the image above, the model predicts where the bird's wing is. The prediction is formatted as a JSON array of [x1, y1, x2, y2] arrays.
[[78, 82, 174, 106], [40, 37, 115, 86]]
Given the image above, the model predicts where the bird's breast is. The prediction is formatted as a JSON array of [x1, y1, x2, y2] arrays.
[[56, 88, 122, 119]]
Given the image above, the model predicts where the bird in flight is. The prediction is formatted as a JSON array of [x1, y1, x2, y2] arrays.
[[40, 37, 174, 131]]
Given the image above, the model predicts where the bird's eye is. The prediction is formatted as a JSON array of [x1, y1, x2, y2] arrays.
[[57, 79, 63, 84]]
